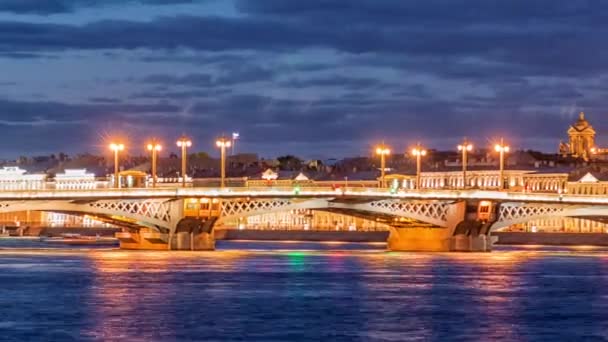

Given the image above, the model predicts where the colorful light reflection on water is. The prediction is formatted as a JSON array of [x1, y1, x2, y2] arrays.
[[0, 239, 608, 341]]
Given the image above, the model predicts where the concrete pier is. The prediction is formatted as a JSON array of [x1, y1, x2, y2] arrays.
[[387, 227, 451, 252], [116, 229, 168, 250]]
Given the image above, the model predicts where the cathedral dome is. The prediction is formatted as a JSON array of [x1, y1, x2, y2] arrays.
[[572, 112, 592, 131]]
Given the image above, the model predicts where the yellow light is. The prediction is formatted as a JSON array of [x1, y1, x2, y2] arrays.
[[216, 139, 231, 148], [412, 148, 427, 156], [147, 143, 162, 151], [495, 144, 510, 153], [458, 144, 473, 151], [375, 146, 390, 155], [177, 139, 192, 147], [109, 143, 124, 151]]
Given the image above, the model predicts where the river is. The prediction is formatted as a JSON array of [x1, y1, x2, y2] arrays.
[[0, 238, 607, 341]]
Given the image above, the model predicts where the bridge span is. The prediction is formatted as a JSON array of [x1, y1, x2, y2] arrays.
[[1, 186, 608, 252]]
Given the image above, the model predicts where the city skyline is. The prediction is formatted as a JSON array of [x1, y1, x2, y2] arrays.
[[1, 1, 608, 158]]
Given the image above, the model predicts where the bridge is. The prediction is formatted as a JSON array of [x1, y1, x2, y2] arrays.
[[1, 185, 608, 252]]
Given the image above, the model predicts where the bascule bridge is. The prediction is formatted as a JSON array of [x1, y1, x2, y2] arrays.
[[2, 186, 608, 252]]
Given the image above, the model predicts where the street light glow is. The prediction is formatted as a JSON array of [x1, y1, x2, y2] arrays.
[[495, 144, 510, 152], [109, 143, 124, 151], [375, 146, 390, 155], [216, 139, 232, 148], [458, 143, 473, 151], [177, 139, 192, 147], [147, 143, 162, 151], [412, 147, 427, 156]]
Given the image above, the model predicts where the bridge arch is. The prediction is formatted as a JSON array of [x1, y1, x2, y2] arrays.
[[0, 199, 182, 232], [218, 198, 454, 228], [491, 203, 608, 231]]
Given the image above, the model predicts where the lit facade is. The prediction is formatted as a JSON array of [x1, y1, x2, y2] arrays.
[[386, 170, 568, 193], [567, 172, 608, 195], [220, 210, 389, 231], [559, 112, 597, 160], [54, 169, 101, 189], [0, 166, 47, 190], [503, 217, 608, 234]]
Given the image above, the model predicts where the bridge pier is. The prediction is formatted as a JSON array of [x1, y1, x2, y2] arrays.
[[169, 217, 216, 251], [116, 228, 169, 250], [386, 200, 493, 252], [450, 234, 495, 252], [387, 227, 452, 251]]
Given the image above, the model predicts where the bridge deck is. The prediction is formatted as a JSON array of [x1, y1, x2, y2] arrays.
[[0, 187, 604, 205]]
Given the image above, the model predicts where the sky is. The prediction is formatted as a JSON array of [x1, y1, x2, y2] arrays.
[[0, 0, 607, 159]]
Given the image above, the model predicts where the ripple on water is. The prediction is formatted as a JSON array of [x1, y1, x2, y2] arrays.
[[1, 240, 608, 341]]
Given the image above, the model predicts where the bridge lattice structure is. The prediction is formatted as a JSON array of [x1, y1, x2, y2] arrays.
[[0, 187, 607, 233]]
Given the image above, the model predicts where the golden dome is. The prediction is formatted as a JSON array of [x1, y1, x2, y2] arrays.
[[572, 112, 592, 131]]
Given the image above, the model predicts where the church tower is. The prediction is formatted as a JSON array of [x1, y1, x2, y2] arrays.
[[567, 112, 596, 159]]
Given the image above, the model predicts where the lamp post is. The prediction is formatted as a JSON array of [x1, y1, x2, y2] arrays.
[[375, 144, 391, 188], [457, 139, 473, 189], [216, 137, 232, 188], [109, 143, 124, 188], [146, 141, 162, 188], [411, 143, 427, 190], [176, 136, 192, 187], [494, 138, 510, 190]]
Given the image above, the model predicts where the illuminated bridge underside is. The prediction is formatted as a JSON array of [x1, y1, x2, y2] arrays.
[[316, 208, 438, 228], [492, 202, 608, 231], [0, 199, 181, 232], [219, 198, 451, 228]]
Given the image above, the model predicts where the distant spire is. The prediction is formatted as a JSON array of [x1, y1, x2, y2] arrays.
[[579, 111, 585, 120]]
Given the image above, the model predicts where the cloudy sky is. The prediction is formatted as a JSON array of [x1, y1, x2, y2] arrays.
[[0, 0, 606, 159]]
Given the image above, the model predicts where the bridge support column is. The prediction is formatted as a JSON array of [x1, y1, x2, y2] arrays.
[[450, 234, 494, 252], [191, 231, 215, 250], [387, 227, 452, 252], [116, 228, 169, 250], [387, 201, 467, 252], [170, 217, 216, 250]]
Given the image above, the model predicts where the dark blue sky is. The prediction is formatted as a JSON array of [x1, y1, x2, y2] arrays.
[[0, 0, 606, 159]]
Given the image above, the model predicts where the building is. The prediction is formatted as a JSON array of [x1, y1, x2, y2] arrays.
[[54, 169, 102, 190], [385, 169, 568, 192], [559, 112, 597, 160], [0, 166, 47, 190]]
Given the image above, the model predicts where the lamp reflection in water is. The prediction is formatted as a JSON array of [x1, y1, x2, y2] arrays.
[[83, 251, 175, 340]]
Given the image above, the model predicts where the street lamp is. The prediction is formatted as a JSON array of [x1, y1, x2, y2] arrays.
[[457, 139, 473, 188], [375, 144, 391, 188], [146, 141, 162, 188], [176, 136, 192, 187], [216, 137, 232, 188], [109, 142, 124, 188], [494, 138, 510, 190], [411, 143, 427, 190]]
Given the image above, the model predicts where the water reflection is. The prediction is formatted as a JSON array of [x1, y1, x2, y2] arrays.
[[1, 241, 608, 340]]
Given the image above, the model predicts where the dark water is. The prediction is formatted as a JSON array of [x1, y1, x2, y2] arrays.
[[1, 239, 608, 341]]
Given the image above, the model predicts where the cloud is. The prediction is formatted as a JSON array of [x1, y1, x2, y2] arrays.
[[0, 0, 607, 156], [0, 0, 206, 15]]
